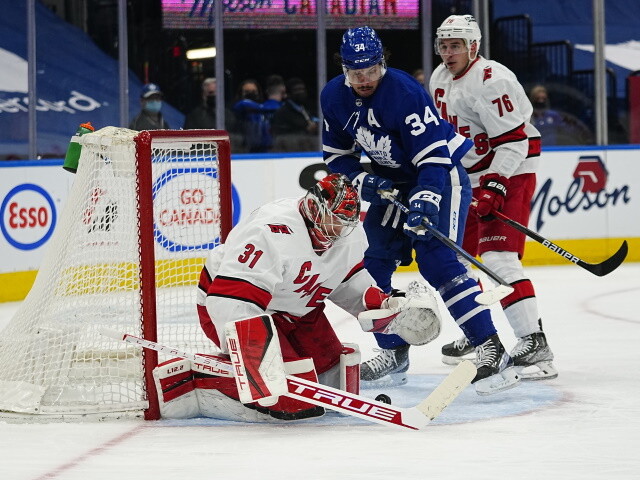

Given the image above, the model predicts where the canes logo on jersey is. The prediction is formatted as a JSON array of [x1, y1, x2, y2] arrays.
[[293, 261, 333, 307], [355, 126, 395, 166], [268, 224, 293, 234], [483, 67, 492, 83]]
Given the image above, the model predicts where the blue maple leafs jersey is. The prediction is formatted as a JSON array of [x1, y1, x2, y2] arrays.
[[321, 68, 473, 192]]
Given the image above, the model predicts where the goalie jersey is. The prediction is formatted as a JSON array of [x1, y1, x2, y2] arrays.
[[429, 56, 541, 187], [197, 198, 376, 350], [321, 67, 473, 193]]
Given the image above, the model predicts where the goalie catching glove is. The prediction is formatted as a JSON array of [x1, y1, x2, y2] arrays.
[[359, 282, 442, 346]]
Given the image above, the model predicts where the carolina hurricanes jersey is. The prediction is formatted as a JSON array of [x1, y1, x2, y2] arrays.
[[196, 198, 376, 350], [321, 68, 472, 192], [429, 56, 541, 187]]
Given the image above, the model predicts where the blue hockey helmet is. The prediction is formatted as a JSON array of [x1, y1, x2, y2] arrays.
[[340, 26, 384, 70]]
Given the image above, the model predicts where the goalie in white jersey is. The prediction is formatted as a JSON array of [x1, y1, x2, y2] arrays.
[[152, 174, 443, 422], [430, 15, 557, 380]]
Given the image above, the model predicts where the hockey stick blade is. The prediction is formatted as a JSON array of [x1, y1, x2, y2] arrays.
[[476, 204, 629, 277], [100, 329, 475, 430], [380, 191, 513, 305]]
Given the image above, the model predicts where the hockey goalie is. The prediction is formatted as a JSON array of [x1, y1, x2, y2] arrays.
[[153, 173, 442, 422]]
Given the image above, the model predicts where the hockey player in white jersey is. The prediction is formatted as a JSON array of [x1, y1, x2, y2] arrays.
[[430, 15, 557, 380], [320, 26, 520, 395], [153, 174, 443, 421]]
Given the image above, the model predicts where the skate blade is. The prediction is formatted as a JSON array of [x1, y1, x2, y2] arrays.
[[360, 371, 408, 389], [441, 354, 475, 366], [516, 361, 558, 381], [474, 366, 521, 396]]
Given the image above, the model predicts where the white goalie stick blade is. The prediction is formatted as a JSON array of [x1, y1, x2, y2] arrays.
[[99, 329, 476, 430], [475, 284, 513, 305]]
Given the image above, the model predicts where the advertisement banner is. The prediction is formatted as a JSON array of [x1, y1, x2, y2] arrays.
[[1, 147, 638, 301]]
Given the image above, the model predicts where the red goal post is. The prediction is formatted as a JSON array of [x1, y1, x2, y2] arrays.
[[0, 127, 232, 421]]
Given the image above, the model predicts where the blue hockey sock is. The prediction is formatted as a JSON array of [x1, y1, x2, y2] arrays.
[[374, 332, 408, 349], [439, 275, 496, 346]]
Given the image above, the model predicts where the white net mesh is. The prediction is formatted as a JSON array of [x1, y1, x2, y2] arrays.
[[0, 127, 230, 418]]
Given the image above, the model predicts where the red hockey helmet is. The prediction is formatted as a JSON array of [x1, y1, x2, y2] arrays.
[[300, 173, 361, 251]]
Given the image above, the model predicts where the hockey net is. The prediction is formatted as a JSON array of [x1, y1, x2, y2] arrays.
[[0, 127, 232, 421]]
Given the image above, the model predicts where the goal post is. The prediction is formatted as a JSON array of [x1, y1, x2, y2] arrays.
[[0, 127, 232, 421]]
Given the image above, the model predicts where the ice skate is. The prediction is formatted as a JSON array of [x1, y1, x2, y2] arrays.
[[441, 335, 475, 365], [472, 334, 520, 395], [360, 344, 410, 388], [511, 331, 558, 380]]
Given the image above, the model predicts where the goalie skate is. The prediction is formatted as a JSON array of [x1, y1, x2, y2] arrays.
[[511, 332, 558, 380], [360, 345, 409, 388]]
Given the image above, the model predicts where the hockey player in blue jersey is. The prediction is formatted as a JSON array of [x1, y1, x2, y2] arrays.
[[321, 26, 520, 395]]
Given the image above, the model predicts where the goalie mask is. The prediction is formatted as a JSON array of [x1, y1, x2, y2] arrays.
[[300, 173, 360, 252], [435, 15, 482, 58], [340, 26, 387, 87]]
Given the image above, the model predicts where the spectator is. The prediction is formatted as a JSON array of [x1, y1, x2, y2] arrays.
[[272, 77, 319, 151], [262, 74, 287, 115], [412, 68, 426, 86], [529, 84, 594, 145], [232, 79, 272, 152], [129, 83, 170, 131], [183, 77, 218, 129]]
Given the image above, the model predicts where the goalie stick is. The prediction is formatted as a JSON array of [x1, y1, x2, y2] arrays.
[[471, 202, 629, 277], [100, 329, 475, 430], [380, 191, 514, 305]]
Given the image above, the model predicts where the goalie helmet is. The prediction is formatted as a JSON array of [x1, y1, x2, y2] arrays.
[[435, 14, 482, 54], [340, 26, 387, 86], [300, 173, 360, 251]]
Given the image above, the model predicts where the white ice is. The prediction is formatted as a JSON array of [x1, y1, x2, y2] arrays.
[[1, 264, 639, 480]]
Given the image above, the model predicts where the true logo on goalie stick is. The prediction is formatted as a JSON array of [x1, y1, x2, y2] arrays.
[[287, 379, 402, 424]]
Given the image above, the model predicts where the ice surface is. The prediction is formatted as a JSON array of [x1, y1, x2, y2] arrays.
[[0, 264, 639, 480]]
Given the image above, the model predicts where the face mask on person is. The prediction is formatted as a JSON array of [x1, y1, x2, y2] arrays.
[[243, 91, 259, 102], [206, 95, 216, 108], [532, 98, 549, 110], [144, 100, 162, 113]]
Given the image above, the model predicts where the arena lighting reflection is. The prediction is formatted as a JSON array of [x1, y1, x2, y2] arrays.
[[186, 47, 216, 60]]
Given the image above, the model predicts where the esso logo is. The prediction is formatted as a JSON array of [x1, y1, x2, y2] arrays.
[[1, 183, 57, 250]]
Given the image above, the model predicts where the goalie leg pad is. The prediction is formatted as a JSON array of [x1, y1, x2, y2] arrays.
[[224, 315, 287, 405], [153, 358, 201, 419], [194, 357, 324, 422], [340, 343, 361, 394], [317, 343, 361, 395]]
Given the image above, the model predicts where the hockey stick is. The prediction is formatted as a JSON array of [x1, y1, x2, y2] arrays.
[[471, 201, 629, 277], [100, 328, 476, 430], [380, 192, 514, 305]]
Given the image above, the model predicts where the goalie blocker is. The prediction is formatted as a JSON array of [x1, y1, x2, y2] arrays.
[[153, 315, 360, 421]]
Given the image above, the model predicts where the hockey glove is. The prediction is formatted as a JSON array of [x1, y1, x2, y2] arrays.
[[350, 172, 393, 205], [358, 282, 442, 346], [475, 173, 509, 218], [403, 186, 441, 241]]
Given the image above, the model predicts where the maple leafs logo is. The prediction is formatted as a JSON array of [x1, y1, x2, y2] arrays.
[[355, 126, 396, 166]]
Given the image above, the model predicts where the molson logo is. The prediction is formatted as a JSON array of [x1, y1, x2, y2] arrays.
[[531, 155, 631, 231], [0, 183, 57, 250]]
